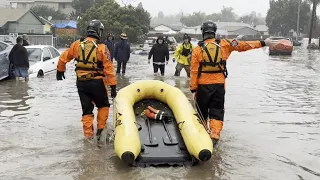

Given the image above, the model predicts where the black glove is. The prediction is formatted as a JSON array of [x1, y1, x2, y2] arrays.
[[56, 70, 65, 80], [110, 85, 117, 98]]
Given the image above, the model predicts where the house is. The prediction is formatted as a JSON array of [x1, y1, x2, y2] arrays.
[[8, 0, 74, 15], [180, 26, 228, 37], [39, 16, 54, 34], [0, 8, 45, 34], [256, 25, 269, 36], [180, 22, 261, 38], [151, 23, 184, 31], [223, 26, 260, 36], [155, 24, 174, 32], [149, 23, 184, 35]]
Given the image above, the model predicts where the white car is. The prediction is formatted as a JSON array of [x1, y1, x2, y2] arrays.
[[26, 45, 61, 78]]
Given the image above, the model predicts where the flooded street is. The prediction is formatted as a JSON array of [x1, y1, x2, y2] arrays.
[[0, 46, 320, 180]]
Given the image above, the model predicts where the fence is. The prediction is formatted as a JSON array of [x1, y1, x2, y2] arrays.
[[0, 33, 18, 43], [0, 34, 55, 47]]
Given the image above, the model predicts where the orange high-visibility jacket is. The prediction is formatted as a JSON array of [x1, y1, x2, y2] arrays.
[[57, 37, 116, 86], [190, 39, 265, 91]]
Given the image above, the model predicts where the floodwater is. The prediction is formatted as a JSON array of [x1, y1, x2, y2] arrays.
[[0, 45, 320, 180]]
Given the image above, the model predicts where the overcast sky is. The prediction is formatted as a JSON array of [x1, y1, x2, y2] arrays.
[[118, 0, 271, 17]]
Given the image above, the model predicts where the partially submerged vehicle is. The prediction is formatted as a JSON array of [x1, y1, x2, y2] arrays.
[[132, 43, 151, 55], [165, 36, 178, 51], [133, 36, 177, 55], [113, 80, 213, 167], [0, 40, 14, 80], [26, 45, 61, 77], [268, 36, 293, 56], [147, 36, 178, 51]]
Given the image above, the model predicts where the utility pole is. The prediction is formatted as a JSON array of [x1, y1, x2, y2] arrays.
[[308, 0, 317, 44], [296, 0, 301, 41]]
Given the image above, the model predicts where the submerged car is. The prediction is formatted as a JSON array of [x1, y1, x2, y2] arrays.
[[0, 40, 14, 80], [268, 36, 293, 56], [26, 45, 61, 77], [147, 36, 178, 51]]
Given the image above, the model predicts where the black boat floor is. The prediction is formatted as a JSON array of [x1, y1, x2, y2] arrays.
[[132, 99, 199, 167]]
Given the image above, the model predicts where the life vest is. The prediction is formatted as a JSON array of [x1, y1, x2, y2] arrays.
[[198, 39, 228, 78], [75, 39, 104, 80], [181, 43, 192, 57], [144, 106, 169, 121]]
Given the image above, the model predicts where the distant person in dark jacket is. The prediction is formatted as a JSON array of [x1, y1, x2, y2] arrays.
[[9, 37, 29, 82], [104, 32, 115, 61], [148, 35, 169, 76], [22, 34, 29, 46], [114, 33, 130, 75]]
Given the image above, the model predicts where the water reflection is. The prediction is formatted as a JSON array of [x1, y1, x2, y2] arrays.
[[0, 81, 33, 121], [183, 149, 227, 180], [76, 143, 132, 180], [116, 75, 130, 89], [264, 49, 320, 116], [173, 77, 189, 89], [305, 51, 319, 72]]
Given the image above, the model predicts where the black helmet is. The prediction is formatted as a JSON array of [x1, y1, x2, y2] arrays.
[[201, 20, 217, 35], [86, 19, 104, 39]]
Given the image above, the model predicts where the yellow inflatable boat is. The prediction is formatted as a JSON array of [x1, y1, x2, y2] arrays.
[[113, 80, 213, 166]]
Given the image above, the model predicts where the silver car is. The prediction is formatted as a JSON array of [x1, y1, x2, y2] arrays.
[[0, 40, 14, 80]]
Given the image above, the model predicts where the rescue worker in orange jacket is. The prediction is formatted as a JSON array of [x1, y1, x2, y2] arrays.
[[190, 20, 272, 146], [56, 19, 117, 142]]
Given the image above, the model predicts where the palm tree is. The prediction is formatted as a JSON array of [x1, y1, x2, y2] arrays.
[[308, 0, 320, 44]]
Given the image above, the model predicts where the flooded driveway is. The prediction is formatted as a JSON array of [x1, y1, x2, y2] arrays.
[[0, 47, 319, 180]]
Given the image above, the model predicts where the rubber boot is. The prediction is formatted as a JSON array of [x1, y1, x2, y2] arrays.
[[209, 119, 223, 147], [96, 129, 104, 146], [174, 70, 180, 76], [97, 107, 110, 142], [82, 114, 94, 140]]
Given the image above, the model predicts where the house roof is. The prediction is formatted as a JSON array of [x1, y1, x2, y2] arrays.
[[222, 26, 246, 32], [181, 22, 253, 30], [0, 8, 44, 27], [223, 25, 258, 32], [215, 22, 252, 28]]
